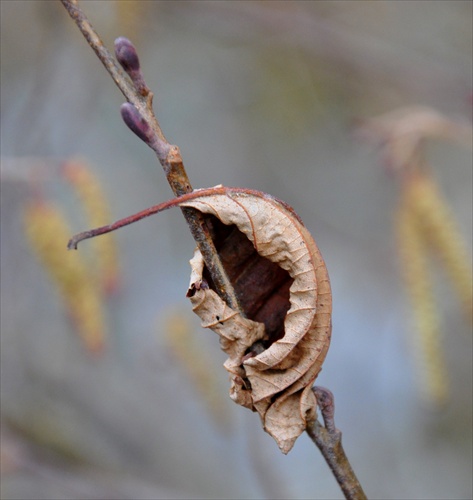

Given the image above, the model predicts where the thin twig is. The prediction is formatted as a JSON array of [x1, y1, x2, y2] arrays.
[[60, 0, 164, 142], [60, 0, 241, 312], [307, 387, 367, 500]]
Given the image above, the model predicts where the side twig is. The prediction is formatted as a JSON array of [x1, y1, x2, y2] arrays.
[[60, 0, 241, 312], [307, 387, 367, 500]]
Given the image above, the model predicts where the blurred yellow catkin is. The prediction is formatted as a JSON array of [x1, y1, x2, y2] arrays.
[[361, 106, 472, 406], [396, 191, 449, 405], [405, 173, 473, 323], [164, 311, 229, 427], [114, 0, 150, 41], [62, 159, 120, 295], [23, 199, 107, 354]]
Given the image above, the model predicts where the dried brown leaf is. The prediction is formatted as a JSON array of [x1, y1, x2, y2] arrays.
[[184, 187, 332, 453]]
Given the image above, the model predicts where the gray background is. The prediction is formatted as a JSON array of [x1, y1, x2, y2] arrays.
[[1, 1, 472, 499]]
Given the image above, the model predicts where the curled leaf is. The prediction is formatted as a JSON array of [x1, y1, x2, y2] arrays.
[[67, 185, 332, 450], [184, 188, 332, 453]]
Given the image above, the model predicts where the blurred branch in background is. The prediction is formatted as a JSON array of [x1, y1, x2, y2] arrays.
[[0, 422, 195, 500], [166, 1, 471, 111]]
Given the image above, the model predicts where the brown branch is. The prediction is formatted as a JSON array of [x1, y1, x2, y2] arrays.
[[60, 2, 366, 498], [60, 0, 241, 312], [307, 387, 367, 500]]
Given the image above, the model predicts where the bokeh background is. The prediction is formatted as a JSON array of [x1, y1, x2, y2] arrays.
[[1, 1, 472, 499]]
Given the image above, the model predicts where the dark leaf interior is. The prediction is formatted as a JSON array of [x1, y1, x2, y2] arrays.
[[203, 215, 293, 345]]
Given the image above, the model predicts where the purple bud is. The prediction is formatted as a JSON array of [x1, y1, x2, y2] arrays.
[[115, 37, 141, 73], [120, 103, 153, 145], [115, 37, 149, 96]]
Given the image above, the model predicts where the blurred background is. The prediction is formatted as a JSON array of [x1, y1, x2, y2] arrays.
[[1, 1, 472, 499]]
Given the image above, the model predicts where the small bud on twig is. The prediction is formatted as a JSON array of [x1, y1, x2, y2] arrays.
[[114, 37, 149, 96], [120, 103, 170, 159], [120, 102, 153, 144], [115, 37, 140, 73]]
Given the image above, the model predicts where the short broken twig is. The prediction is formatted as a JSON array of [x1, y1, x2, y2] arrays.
[[307, 387, 367, 500]]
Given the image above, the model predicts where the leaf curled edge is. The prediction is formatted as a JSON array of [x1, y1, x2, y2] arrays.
[[185, 189, 332, 453]]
